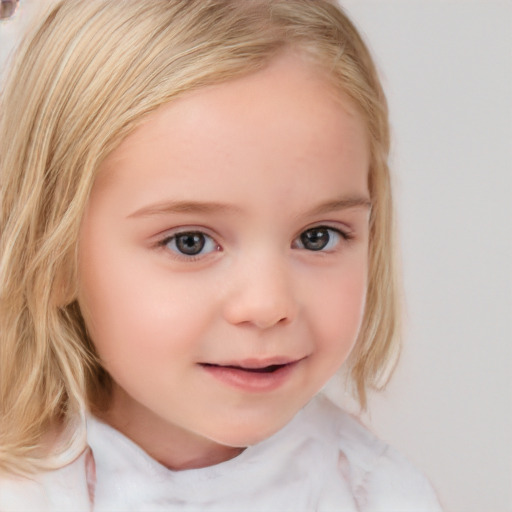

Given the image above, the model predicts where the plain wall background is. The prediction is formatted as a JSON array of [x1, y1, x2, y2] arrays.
[[333, 2, 512, 511], [2, 1, 511, 511]]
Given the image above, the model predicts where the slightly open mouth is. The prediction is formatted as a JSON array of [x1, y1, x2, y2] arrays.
[[200, 359, 301, 392], [201, 363, 289, 374]]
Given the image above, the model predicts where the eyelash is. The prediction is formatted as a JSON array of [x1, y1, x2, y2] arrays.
[[156, 225, 353, 261]]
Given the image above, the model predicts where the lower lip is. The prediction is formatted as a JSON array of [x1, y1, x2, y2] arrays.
[[200, 361, 300, 393]]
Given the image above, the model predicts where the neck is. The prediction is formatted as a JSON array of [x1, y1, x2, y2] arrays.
[[96, 386, 244, 471]]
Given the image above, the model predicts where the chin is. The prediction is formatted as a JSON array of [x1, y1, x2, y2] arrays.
[[207, 410, 298, 448], [213, 429, 279, 448]]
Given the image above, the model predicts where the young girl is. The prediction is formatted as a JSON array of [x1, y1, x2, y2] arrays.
[[0, 1, 443, 510]]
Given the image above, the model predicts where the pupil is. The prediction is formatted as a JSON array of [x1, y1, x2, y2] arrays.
[[176, 233, 205, 255], [301, 228, 329, 251]]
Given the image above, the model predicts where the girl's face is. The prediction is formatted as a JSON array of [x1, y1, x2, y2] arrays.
[[78, 52, 371, 469]]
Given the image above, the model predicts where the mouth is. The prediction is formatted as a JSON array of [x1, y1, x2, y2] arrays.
[[199, 357, 304, 392], [200, 362, 292, 374]]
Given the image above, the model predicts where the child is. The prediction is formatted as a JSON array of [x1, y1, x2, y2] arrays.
[[0, 0, 443, 510]]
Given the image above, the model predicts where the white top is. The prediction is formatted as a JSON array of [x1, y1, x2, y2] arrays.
[[0, 395, 443, 511]]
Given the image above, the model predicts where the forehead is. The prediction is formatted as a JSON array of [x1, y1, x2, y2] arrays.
[[92, 52, 369, 213]]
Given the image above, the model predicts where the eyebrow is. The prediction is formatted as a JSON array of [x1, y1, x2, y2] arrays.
[[127, 195, 372, 219], [306, 196, 372, 216], [128, 200, 241, 218]]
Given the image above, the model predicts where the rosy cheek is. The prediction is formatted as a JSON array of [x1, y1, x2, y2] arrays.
[[316, 271, 367, 352]]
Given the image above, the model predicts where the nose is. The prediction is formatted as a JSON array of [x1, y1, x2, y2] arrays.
[[222, 254, 297, 330]]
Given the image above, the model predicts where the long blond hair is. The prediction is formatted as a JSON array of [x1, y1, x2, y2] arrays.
[[0, 0, 398, 475]]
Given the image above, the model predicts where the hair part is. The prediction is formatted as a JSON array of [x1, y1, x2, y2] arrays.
[[0, 0, 398, 475]]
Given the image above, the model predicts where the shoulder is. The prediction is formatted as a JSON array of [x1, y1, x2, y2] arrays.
[[303, 395, 444, 512], [0, 450, 92, 512], [0, 472, 49, 512], [354, 444, 444, 512]]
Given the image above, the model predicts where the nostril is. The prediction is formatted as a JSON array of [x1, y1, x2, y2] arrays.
[[225, 306, 293, 330], [221, 264, 296, 329]]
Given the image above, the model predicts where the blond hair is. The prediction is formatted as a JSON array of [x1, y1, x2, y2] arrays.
[[0, 0, 398, 475]]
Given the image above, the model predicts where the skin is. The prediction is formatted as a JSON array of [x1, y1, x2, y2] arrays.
[[78, 51, 371, 471]]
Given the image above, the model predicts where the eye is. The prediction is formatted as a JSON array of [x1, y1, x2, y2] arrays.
[[295, 226, 344, 252], [163, 231, 218, 257]]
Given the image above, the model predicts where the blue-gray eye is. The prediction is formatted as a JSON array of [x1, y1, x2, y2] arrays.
[[166, 232, 217, 256], [298, 227, 341, 251], [0, 0, 18, 20]]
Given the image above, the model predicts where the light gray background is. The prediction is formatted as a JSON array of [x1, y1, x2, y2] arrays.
[[335, 2, 512, 511], [1, 1, 511, 511]]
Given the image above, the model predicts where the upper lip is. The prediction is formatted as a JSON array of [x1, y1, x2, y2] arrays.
[[200, 356, 305, 369]]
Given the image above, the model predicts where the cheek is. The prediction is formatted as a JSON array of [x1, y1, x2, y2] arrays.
[[78, 249, 216, 367], [309, 259, 368, 357]]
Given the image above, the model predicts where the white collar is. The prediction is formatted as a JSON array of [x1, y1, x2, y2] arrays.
[[86, 396, 359, 511]]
